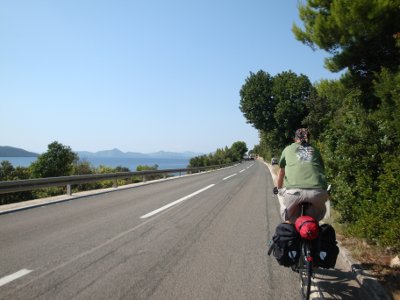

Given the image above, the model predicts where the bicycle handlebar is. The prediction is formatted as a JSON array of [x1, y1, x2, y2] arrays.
[[272, 185, 331, 195]]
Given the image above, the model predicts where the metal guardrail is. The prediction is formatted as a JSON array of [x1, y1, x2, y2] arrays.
[[0, 163, 235, 196]]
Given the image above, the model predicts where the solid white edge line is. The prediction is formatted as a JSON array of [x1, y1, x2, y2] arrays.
[[0, 269, 33, 287], [140, 184, 215, 219], [222, 173, 237, 181], [239, 169, 245, 173]]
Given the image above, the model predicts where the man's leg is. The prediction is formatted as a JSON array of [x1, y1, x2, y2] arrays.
[[282, 189, 302, 223], [303, 189, 329, 221]]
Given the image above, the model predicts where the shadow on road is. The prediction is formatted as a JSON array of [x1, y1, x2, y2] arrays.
[[313, 268, 367, 299]]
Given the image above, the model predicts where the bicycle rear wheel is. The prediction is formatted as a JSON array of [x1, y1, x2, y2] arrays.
[[298, 242, 313, 300]]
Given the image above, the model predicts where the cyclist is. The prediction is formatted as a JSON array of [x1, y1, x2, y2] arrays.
[[274, 128, 329, 223]]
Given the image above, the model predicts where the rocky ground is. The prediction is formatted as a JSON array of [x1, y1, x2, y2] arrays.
[[338, 234, 400, 300]]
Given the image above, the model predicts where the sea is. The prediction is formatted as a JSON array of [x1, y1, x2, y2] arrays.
[[0, 157, 191, 171]]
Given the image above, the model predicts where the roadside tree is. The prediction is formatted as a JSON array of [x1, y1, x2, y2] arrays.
[[230, 141, 248, 161], [31, 141, 78, 178], [292, 0, 400, 108], [239, 70, 276, 132]]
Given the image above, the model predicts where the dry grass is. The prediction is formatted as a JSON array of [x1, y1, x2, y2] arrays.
[[334, 217, 400, 300]]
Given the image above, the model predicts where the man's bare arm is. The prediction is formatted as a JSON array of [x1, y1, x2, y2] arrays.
[[277, 168, 285, 188]]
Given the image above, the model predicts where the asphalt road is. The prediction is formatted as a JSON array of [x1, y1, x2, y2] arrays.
[[0, 160, 369, 300]]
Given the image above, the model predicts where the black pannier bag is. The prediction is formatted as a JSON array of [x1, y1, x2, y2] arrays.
[[268, 223, 300, 267], [312, 224, 339, 268]]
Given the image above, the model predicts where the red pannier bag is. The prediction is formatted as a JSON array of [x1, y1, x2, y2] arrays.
[[295, 215, 319, 240]]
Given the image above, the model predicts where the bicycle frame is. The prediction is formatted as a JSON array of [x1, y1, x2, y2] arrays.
[[297, 203, 315, 300], [297, 239, 313, 300]]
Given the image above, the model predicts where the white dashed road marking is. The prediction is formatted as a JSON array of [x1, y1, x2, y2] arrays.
[[222, 174, 237, 181], [0, 269, 32, 287], [140, 184, 215, 219]]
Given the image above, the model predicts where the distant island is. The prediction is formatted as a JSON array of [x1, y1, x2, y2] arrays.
[[0, 146, 202, 159], [76, 149, 202, 159], [0, 146, 39, 157]]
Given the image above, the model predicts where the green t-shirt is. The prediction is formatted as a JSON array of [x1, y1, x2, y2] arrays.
[[279, 142, 327, 189]]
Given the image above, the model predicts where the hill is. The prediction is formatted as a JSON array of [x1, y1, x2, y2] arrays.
[[0, 145, 201, 159], [77, 149, 202, 159], [146, 151, 202, 159], [0, 146, 39, 157]]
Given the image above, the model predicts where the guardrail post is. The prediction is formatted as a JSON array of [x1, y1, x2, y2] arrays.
[[142, 175, 146, 182], [163, 174, 167, 179], [67, 184, 72, 196], [113, 179, 117, 188]]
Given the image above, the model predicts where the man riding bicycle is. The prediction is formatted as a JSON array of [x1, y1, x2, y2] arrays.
[[274, 128, 329, 223]]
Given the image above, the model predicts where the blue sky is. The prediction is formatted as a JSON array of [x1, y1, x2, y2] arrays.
[[0, 0, 340, 154]]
